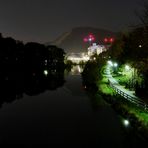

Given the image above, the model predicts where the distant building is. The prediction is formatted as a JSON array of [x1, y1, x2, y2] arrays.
[[66, 52, 89, 64], [87, 43, 108, 56], [66, 43, 109, 63]]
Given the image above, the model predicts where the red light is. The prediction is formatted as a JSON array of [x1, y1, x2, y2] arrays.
[[89, 34, 93, 38], [91, 36, 95, 41], [83, 38, 88, 42], [110, 38, 114, 43], [89, 34, 95, 41], [104, 38, 108, 42], [83, 34, 95, 43]]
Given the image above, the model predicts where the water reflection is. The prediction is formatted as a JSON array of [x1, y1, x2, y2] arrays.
[[0, 64, 65, 109], [70, 65, 83, 75]]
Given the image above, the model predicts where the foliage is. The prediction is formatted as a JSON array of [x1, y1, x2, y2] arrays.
[[81, 60, 99, 92], [0, 33, 66, 73]]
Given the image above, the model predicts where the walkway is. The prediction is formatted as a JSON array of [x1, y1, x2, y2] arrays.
[[105, 67, 138, 98], [104, 66, 148, 110]]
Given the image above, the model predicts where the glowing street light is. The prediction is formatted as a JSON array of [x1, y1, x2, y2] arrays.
[[123, 119, 130, 127], [44, 70, 48, 76], [125, 65, 130, 71], [107, 61, 118, 67], [114, 63, 118, 67], [107, 60, 113, 66]]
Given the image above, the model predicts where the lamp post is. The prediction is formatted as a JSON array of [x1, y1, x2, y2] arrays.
[[124, 65, 135, 90], [107, 60, 118, 73], [113, 63, 118, 73]]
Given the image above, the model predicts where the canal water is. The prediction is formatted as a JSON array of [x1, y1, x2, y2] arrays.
[[0, 65, 147, 147]]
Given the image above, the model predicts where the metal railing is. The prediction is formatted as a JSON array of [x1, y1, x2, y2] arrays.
[[109, 81, 148, 112]]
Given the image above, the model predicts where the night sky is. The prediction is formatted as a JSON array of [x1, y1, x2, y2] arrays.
[[0, 0, 142, 43]]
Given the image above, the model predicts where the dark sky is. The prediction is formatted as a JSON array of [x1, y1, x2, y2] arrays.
[[0, 0, 143, 43]]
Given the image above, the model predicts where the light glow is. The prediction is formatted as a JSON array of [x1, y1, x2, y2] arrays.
[[104, 38, 108, 42], [114, 63, 118, 67], [125, 65, 130, 70], [107, 60, 113, 66], [44, 70, 48, 76], [123, 119, 130, 127], [110, 38, 114, 43], [83, 38, 88, 42]]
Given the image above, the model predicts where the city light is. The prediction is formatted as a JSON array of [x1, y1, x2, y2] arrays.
[[83, 38, 88, 42], [114, 63, 118, 67], [107, 60, 113, 66], [110, 38, 114, 43], [104, 37, 115, 43], [89, 38, 92, 41], [83, 34, 95, 45], [123, 119, 130, 127], [125, 65, 130, 70], [104, 38, 108, 43], [44, 70, 48, 76], [45, 60, 48, 65]]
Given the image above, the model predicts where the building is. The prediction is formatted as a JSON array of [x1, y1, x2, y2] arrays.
[[87, 43, 108, 56], [66, 52, 89, 64]]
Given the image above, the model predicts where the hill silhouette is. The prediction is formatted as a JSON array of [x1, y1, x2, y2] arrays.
[[48, 27, 118, 54]]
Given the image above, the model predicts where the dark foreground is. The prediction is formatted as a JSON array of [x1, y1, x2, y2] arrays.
[[0, 66, 147, 147]]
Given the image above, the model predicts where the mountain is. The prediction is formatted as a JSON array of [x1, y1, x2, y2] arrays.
[[48, 27, 118, 54]]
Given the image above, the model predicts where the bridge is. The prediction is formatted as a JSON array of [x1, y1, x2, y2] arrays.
[[66, 52, 89, 63]]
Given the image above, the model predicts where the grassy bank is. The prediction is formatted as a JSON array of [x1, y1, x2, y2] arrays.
[[97, 72, 148, 139]]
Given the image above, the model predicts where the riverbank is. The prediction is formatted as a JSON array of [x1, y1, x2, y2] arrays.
[[81, 61, 148, 141], [97, 75, 148, 140]]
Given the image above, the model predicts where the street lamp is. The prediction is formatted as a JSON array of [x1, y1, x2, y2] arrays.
[[125, 65, 130, 71], [113, 62, 118, 73], [107, 60, 118, 73], [123, 119, 130, 127], [114, 63, 118, 67], [107, 60, 113, 66]]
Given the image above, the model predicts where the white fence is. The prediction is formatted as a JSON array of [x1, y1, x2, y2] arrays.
[[109, 81, 148, 112]]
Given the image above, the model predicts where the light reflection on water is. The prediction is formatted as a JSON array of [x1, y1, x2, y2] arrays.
[[70, 65, 83, 75]]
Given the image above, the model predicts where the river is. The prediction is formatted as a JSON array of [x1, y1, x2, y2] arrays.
[[0, 65, 147, 147]]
